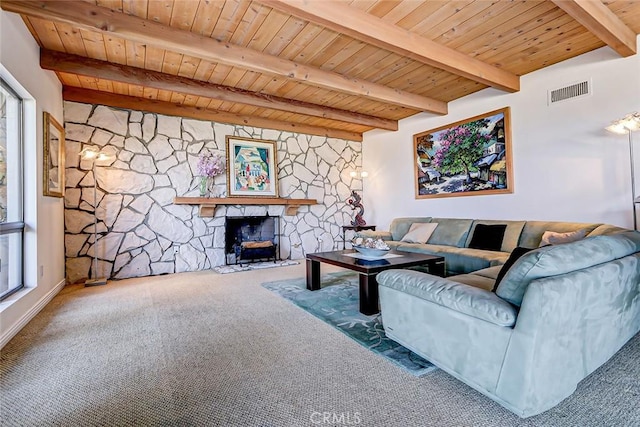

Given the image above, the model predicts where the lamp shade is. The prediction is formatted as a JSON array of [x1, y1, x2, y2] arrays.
[[606, 112, 640, 134]]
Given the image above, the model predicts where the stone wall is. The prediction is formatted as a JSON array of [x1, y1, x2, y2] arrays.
[[63, 102, 362, 283]]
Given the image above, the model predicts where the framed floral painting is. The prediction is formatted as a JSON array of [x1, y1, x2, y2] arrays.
[[226, 136, 278, 197], [413, 107, 513, 199]]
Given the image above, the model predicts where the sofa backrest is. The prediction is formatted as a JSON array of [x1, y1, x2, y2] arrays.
[[465, 220, 526, 253], [389, 217, 433, 241], [427, 218, 474, 247], [518, 221, 601, 248], [388, 217, 629, 251], [496, 231, 640, 307]]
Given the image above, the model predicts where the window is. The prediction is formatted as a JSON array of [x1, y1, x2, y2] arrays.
[[0, 78, 24, 300]]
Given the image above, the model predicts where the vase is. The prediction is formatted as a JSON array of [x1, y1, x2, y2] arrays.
[[199, 176, 209, 197]]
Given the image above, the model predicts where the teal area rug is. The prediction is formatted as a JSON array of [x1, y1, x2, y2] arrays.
[[262, 272, 436, 377]]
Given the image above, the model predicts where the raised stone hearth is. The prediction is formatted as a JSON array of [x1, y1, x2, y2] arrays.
[[64, 102, 363, 283]]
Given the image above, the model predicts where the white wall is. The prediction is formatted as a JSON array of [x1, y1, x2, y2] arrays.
[[363, 37, 640, 231], [0, 10, 65, 348]]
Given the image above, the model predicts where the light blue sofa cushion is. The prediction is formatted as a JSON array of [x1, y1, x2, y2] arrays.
[[465, 220, 526, 253], [448, 273, 495, 291], [496, 232, 640, 306], [446, 266, 503, 291], [587, 224, 628, 236], [518, 221, 600, 248], [388, 217, 433, 241], [392, 243, 510, 275], [427, 218, 474, 247], [385, 241, 404, 250], [471, 266, 502, 279], [378, 269, 517, 327], [356, 230, 393, 241]]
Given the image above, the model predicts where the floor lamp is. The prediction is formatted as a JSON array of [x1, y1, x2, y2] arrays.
[[80, 147, 114, 286], [606, 112, 640, 231]]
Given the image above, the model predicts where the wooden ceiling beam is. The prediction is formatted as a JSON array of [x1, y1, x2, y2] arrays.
[[261, 0, 520, 93], [550, 0, 636, 57], [1, 0, 447, 115], [62, 87, 363, 142], [41, 49, 397, 131]]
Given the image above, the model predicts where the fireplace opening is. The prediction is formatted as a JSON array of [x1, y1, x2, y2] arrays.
[[224, 215, 280, 265]]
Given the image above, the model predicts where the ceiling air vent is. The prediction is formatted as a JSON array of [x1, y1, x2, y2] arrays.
[[548, 80, 591, 105]]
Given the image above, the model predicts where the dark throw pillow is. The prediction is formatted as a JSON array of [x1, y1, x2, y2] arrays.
[[492, 246, 535, 292], [468, 224, 507, 252]]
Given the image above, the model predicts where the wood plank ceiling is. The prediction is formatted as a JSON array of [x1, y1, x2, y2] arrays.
[[2, 0, 639, 142]]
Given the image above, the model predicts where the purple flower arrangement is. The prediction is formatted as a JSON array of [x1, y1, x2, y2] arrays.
[[197, 150, 226, 177]]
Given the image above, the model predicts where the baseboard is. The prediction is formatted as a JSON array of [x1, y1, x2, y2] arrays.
[[0, 278, 66, 349]]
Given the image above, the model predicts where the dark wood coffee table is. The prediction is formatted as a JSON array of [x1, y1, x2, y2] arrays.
[[306, 250, 445, 315]]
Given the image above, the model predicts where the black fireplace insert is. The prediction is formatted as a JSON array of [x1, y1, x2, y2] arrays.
[[224, 215, 280, 265]]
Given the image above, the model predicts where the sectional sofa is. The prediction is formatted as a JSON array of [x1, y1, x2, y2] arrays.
[[359, 217, 640, 417]]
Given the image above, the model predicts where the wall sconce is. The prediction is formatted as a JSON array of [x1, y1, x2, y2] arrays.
[[350, 171, 369, 179], [80, 146, 116, 286], [80, 146, 113, 162], [605, 112, 640, 230], [348, 170, 368, 226]]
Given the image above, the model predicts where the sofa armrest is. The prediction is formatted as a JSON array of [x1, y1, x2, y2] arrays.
[[377, 269, 517, 327], [355, 230, 393, 241]]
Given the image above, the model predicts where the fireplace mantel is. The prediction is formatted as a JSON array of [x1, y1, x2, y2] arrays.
[[173, 197, 318, 217]]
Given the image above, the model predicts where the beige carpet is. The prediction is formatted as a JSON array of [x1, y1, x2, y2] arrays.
[[1, 263, 639, 426]]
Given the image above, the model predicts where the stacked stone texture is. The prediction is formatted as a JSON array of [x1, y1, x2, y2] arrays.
[[64, 102, 363, 283]]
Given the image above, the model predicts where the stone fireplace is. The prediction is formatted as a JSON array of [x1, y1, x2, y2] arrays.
[[62, 101, 362, 283], [225, 215, 279, 265]]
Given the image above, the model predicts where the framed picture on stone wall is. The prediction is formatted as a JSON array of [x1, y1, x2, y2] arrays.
[[413, 107, 513, 199], [43, 112, 65, 198], [226, 136, 278, 197]]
